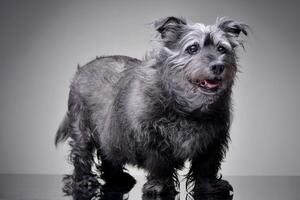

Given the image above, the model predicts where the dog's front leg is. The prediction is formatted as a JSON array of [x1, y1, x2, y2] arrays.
[[142, 153, 178, 196], [188, 144, 233, 196]]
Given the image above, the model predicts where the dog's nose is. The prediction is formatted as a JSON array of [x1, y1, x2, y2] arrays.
[[210, 64, 225, 75]]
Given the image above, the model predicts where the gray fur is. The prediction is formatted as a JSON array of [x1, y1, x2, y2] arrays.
[[55, 17, 248, 197]]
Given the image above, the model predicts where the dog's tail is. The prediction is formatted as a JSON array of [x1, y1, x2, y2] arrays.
[[55, 113, 71, 146]]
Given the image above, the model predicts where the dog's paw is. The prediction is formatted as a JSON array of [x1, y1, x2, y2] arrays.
[[142, 179, 177, 196], [62, 174, 74, 195], [193, 178, 233, 197], [76, 175, 100, 188], [103, 171, 136, 192], [62, 174, 100, 196]]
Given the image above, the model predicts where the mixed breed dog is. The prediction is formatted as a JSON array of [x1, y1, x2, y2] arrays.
[[55, 16, 249, 198]]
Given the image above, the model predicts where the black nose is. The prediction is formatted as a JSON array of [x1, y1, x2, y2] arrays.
[[210, 64, 225, 75]]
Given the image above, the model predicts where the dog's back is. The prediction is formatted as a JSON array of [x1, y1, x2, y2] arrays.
[[55, 55, 141, 145]]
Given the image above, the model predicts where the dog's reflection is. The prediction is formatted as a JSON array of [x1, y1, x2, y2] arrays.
[[188, 193, 233, 200], [70, 179, 233, 200], [68, 175, 135, 200], [142, 193, 233, 200]]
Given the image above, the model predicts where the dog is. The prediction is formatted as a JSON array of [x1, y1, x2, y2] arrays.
[[55, 16, 248, 197]]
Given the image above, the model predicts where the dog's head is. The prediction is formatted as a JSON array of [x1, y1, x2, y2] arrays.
[[153, 16, 249, 112]]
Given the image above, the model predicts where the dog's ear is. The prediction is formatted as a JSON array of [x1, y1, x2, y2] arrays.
[[218, 19, 249, 37], [154, 16, 187, 48], [154, 16, 187, 38]]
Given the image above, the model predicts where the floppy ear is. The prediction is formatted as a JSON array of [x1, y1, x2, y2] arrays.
[[154, 16, 187, 48], [218, 19, 249, 37]]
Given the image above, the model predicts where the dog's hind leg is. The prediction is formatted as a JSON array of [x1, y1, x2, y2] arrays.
[[62, 94, 100, 195], [63, 138, 99, 195]]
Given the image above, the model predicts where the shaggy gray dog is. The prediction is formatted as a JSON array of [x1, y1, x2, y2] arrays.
[[55, 16, 248, 197]]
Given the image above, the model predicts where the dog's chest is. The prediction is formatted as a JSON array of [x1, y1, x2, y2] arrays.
[[158, 118, 214, 160]]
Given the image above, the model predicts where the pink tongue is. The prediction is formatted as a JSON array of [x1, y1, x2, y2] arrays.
[[203, 80, 219, 89]]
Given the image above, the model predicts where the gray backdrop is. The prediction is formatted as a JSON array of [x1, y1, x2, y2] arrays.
[[0, 0, 299, 176]]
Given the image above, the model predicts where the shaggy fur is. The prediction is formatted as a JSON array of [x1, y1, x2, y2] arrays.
[[55, 16, 248, 196]]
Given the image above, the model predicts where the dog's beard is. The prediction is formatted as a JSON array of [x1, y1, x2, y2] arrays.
[[161, 70, 232, 113]]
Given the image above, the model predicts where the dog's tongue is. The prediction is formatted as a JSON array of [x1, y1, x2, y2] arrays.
[[200, 80, 220, 89]]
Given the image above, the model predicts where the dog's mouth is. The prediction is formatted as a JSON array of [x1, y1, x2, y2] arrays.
[[190, 78, 222, 94]]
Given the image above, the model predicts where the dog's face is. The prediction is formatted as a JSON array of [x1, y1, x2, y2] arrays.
[[154, 17, 248, 111]]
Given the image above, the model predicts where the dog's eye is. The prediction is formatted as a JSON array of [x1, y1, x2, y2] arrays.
[[186, 44, 200, 55], [217, 45, 227, 54]]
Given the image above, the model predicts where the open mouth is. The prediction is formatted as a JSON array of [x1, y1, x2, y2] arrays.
[[190, 78, 222, 93]]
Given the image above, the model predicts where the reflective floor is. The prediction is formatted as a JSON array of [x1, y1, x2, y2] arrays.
[[0, 174, 299, 200]]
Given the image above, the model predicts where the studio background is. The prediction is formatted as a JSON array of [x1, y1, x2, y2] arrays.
[[0, 0, 299, 176]]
